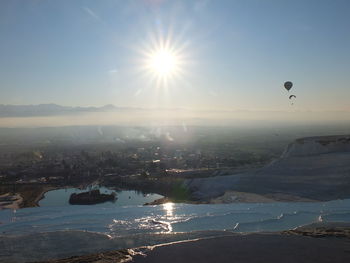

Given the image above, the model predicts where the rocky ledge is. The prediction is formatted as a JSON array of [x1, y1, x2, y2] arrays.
[[35, 224, 350, 263], [283, 222, 350, 238]]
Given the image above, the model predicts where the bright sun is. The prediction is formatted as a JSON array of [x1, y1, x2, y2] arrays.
[[138, 31, 188, 91], [148, 49, 179, 77]]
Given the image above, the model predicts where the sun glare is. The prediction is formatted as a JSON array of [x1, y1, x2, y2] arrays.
[[149, 49, 178, 77], [137, 30, 189, 92], [163, 202, 174, 218]]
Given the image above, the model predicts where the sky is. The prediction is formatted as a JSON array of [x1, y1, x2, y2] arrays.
[[1, 0, 350, 112]]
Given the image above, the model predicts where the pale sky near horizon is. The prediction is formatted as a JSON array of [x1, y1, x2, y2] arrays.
[[1, 0, 350, 112]]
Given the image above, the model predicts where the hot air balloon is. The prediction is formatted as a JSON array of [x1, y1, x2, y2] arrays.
[[284, 81, 293, 92]]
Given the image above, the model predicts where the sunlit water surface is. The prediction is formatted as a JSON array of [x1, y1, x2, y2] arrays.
[[1, 192, 350, 237]]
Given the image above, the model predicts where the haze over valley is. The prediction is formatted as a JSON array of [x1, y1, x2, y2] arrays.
[[2, 0, 350, 262]]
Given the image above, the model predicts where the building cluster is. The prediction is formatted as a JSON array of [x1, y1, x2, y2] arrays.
[[0, 143, 272, 185]]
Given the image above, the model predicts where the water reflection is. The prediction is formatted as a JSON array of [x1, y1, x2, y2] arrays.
[[163, 202, 174, 218], [2, 199, 350, 236]]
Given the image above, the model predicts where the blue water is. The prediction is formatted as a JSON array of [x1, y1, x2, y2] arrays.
[[1, 198, 350, 237], [39, 187, 163, 207]]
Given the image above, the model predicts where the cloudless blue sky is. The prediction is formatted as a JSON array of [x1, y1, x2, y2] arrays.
[[1, 0, 350, 111]]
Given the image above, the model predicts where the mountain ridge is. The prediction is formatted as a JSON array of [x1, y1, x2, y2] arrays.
[[0, 104, 122, 117]]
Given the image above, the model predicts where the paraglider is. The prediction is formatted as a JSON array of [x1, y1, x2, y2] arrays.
[[284, 81, 293, 92], [289, 94, 296, 105]]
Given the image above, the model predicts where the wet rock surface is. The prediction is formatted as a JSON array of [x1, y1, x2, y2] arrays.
[[34, 227, 350, 263], [283, 222, 350, 238]]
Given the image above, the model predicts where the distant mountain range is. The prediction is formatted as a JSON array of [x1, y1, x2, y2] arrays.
[[0, 104, 131, 117], [1, 104, 350, 127]]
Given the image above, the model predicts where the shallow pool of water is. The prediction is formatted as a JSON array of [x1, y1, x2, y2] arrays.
[[39, 187, 163, 207], [1, 198, 350, 237]]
